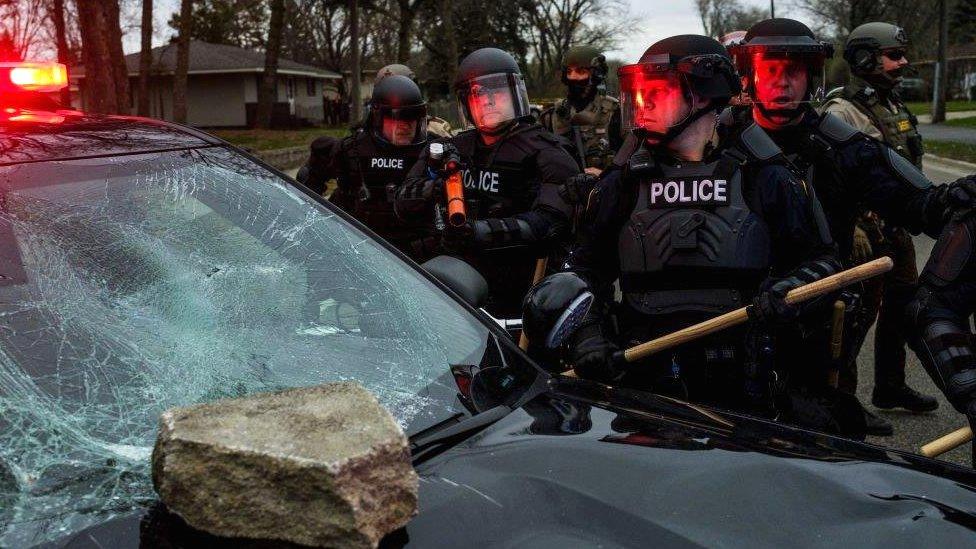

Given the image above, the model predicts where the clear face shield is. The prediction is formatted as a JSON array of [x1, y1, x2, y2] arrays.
[[456, 73, 531, 134], [371, 104, 428, 146], [618, 59, 696, 142], [743, 48, 827, 120]]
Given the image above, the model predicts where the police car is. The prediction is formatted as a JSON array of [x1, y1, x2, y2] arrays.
[[3, 62, 976, 548]]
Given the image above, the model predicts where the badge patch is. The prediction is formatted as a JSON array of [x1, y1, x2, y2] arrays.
[[647, 178, 729, 208], [370, 157, 404, 169], [897, 120, 911, 132]]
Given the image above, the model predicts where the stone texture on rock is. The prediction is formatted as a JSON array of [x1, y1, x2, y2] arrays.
[[151, 381, 418, 548]]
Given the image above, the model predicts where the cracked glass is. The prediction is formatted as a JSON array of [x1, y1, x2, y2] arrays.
[[0, 147, 527, 546]]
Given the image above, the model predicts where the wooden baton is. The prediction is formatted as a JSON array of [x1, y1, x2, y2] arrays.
[[619, 257, 893, 364], [921, 426, 974, 458]]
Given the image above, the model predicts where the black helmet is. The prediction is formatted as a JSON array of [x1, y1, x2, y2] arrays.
[[732, 18, 834, 118], [844, 22, 909, 88], [618, 34, 740, 143], [369, 75, 428, 146], [561, 45, 608, 103], [454, 48, 531, 135]]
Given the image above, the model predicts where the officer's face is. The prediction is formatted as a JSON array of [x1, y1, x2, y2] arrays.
[[467, 84, 515, 131], [381, 117, 418, 146], [751, 55, 808, 116], [881, 48, 909, 80], [566, 66, 592, 81], [628, 73, 690, 140]]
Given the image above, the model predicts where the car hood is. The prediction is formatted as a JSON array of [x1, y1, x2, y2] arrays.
[[402, 380, 976, 548], [49, 380, 976, 548]]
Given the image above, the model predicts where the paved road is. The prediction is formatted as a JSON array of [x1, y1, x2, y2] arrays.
[[857, 157, 975, 466], [919, 123, 976, 144]]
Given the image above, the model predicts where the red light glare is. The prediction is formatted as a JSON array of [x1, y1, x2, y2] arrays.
[[1, 62, 68, 92]]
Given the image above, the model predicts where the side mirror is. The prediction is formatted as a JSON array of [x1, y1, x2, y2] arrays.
[[422, 255, 489, 308]]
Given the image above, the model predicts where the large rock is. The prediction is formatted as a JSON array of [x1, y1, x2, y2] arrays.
[[152, 381, 418, 548]]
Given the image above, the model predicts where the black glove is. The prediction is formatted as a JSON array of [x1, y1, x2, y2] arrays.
[[947, 176, 976, 210], [559, 173, 599, 205], [440, 220, 474, 255], [750, 277, 801, 325], [570, 322, 622, 382]]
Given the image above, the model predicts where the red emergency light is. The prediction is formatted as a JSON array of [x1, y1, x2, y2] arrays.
[[0, 62, 68, 93]]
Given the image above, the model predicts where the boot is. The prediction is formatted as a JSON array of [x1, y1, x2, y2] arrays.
[[872, 384, 939, 413]]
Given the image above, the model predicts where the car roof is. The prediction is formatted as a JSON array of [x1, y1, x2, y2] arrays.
[[0, 112, 223, 167]]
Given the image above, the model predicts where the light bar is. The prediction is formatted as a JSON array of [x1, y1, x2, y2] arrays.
[[1, 62, 68, 92]]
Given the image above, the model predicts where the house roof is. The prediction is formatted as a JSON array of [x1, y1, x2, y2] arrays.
[[73, 40, 341, 79]]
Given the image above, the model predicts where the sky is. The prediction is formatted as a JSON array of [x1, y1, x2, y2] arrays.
[[609, 0, 817, 63], [127, 0, 817, 61]]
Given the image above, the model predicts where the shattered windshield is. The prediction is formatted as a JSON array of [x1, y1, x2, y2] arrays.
[[0, 147, 532, 546]]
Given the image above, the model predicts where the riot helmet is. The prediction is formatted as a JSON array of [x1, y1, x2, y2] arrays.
[[375, 63, 416, 83], [731, 18, 834, 120], [561, 45, 608, 105], [844, 22, 910, 89], [369, 75, 428, 146], [618, 34, 740, 144], [454, 48, 532, 135]]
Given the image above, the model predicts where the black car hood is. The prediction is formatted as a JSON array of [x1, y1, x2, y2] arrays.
[[50, 380, 976, 548]]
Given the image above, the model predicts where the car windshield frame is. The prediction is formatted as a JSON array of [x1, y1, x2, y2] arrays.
[[0, 140, 545, 547]]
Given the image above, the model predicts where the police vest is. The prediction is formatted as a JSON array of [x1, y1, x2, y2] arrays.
[[617, 133, 776, 317], [545, 95, 618, 170], [346, 134, 427, 241], [826, 81, 924, 167], [450, 124, 563, 220]]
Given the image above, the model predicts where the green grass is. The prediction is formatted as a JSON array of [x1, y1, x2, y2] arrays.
[[925, 140, 976, 164], [210, 127, 347, 151], [945, 116, 976, 129], [904, 101, 976, 116]]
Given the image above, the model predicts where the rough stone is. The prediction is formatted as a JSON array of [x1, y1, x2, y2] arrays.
[[151, 381, 418, 548]]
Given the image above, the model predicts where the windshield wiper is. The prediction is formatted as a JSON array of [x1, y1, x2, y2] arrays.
[[409, 405, 512, 455]]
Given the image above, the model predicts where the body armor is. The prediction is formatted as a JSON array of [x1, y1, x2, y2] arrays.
[[617, 149, 772, 317], [824, 81, 923, 167], [341, 133, 428, 246], [449, 124, 565, 220], [542, 95, 618, 170]]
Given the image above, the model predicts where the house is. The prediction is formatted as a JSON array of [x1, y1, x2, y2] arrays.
[[72, 40, 342, 128]]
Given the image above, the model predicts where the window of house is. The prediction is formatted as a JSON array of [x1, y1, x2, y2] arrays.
[[286, 77, 296, 99], [307, 78, 317, 97]]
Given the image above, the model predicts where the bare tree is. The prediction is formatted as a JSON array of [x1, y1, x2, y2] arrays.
[[137, 0, 153, 116], [50, 0, 71, 105], [256, 0, 285, 128], [77, 1, 118, 113], [349, 0, 362, 123], [173, 0, 192, 123], [523, 0, 629, 86], [932, 0, 948, 122], [104, 0, 130, 113], [696, 0, 765, 38], [0, 0, 51, 60]]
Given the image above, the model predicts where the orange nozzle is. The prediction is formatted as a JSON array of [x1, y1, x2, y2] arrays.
[[445, 171, 466, 227]]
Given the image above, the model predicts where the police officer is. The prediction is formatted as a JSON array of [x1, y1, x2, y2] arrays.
[[556, 35, 840, 417], [354, 63, 453, 138], [396, 48, 580, 318], [540, 46, 622, 174], [821, 22, 928, 421], [728, 18, 976, 433], [907, 214, 976, 464], [299, 75, 435, 260]]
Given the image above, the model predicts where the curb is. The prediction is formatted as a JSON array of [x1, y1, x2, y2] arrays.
[[925, 153, 976, 172]]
